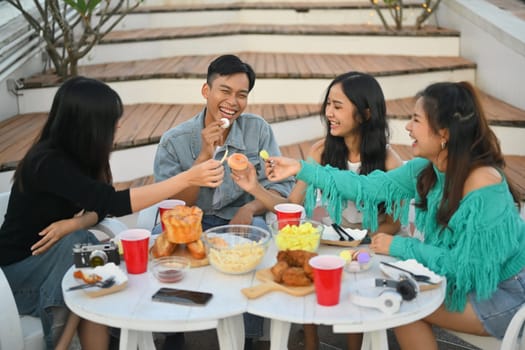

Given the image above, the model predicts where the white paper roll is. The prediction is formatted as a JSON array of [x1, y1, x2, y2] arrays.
[[350, 290, 402, 315]]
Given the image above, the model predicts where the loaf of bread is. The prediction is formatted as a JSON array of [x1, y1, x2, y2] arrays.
[[162, 205, 203, 244], [150, 233, 177, 258]]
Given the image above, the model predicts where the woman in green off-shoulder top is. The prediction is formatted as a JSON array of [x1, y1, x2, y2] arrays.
[[263, 81, 525, 349]]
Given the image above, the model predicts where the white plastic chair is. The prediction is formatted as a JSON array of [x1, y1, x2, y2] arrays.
[[447, 303, 525, 350], [0, 191, 127, 349], [0, 191, 45, 350], [0, 267, 45, 350], [136, 202, 161, 231]]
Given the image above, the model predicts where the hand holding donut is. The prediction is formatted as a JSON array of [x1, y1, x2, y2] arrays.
[[265, 156, 302, 182], [231, 162, 259, 193]]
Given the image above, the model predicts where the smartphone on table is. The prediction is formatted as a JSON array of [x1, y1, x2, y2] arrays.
[[152, 288, 213, 306]]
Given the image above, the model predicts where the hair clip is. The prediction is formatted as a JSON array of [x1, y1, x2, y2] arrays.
[[452, 112, 474, 122]]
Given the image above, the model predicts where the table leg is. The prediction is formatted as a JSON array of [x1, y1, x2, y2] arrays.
[[269, 320, 291, 350], [217, 315, 244, 350], [137, 331, 156, 350], [119, 329, 155, 350], [119, 329, 136, 350], [362, 330, 388, 350]]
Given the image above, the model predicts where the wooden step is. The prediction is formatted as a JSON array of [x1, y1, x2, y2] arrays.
[[84, 24, 460, 64], [2, 89, 523, 172], [101, 24, 458, 44], [0, 103, 320, 171], [112, 142, 525, 201], [132, 1, 425, 12], [21, 52, 475, 88], [113, 1, 437, 33]]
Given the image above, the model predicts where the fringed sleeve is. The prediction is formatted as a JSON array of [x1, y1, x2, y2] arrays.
[[297, 158, 426, 231], [390, 182, 525, 312]]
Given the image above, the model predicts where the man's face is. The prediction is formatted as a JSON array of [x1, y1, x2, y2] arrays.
[[202, 72, 250, 125]]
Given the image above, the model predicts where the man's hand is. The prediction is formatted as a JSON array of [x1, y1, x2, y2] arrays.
[[229, 206, 255, 225], [198, 120, 226, 160]]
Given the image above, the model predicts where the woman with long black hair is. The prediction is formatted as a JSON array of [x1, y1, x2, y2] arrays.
[[0, 76, 224, 350], [232, 71, 404, 349]]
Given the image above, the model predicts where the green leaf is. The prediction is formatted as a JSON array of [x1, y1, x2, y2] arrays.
[[86, 0, 102, 11], [63, 0, 96, 14]]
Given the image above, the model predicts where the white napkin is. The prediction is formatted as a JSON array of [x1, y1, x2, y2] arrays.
[[91, 262, 128, 285], [379, 259, 443, 284], [322, 225, 367, 241]]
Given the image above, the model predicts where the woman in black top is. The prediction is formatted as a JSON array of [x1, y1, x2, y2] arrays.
[[0, 76, 224, 350]]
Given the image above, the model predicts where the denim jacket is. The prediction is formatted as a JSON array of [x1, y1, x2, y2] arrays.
[[154, 108, 294, 220]]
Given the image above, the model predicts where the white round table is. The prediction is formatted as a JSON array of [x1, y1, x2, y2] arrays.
[[246, 244, 446, 350], [62, 261, 251, 350]]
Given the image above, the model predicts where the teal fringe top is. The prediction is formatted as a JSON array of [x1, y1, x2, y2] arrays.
[[297, 158, 525, 312]]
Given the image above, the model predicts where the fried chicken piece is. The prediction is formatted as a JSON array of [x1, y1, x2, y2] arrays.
[[271, 260, 289, 283], [281, 267, 312, 286], [303, 261, 315, 281], [277, 250, 317, 267]]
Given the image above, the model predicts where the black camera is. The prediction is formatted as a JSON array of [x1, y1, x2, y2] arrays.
[[73, 242, 120, 267]]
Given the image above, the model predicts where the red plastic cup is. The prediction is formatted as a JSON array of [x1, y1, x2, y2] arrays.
[[158, 199, 186, 232], [309, 255, 345, 306], [119, 229, 151, 274], [274, 203, 304, 228]]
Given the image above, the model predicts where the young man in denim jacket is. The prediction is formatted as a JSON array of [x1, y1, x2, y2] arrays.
[[153, 54, 293, 349]]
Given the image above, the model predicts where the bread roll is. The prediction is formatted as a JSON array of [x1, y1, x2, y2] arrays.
[[151, 233, 177, 258], [186, 239, 206, 259]]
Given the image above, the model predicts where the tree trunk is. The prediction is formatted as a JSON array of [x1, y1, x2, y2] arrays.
[[69, 58, 78, 77]]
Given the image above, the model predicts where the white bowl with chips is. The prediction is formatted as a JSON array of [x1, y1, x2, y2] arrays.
[[202, 225, 271, 275]]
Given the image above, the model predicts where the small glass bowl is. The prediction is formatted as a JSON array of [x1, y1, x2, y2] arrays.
[[270, 219, 323, 252], [151, 256, 190, 283]]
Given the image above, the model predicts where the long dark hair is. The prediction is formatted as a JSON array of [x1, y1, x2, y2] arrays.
[[415, 81, 518, 227], [14, 76, 123, 189], [320, 72, 389, 175]]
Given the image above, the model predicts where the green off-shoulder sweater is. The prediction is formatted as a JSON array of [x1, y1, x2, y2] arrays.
[[297, 157, 525, 312]]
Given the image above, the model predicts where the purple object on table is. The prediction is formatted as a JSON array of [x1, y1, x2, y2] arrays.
[[357, 252, 370, 264]]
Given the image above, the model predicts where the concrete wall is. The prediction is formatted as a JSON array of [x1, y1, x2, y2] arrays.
[[437, 0, 525, 110], [0, 1, 45, 122]]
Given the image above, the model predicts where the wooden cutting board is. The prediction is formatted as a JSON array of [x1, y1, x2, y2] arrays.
[[320, 238, 362, 247], [241, 268, 315, 299], [170, 244, 209, 268]]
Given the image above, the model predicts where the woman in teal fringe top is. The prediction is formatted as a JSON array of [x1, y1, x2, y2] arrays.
[[264, 81, 525, 349]]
